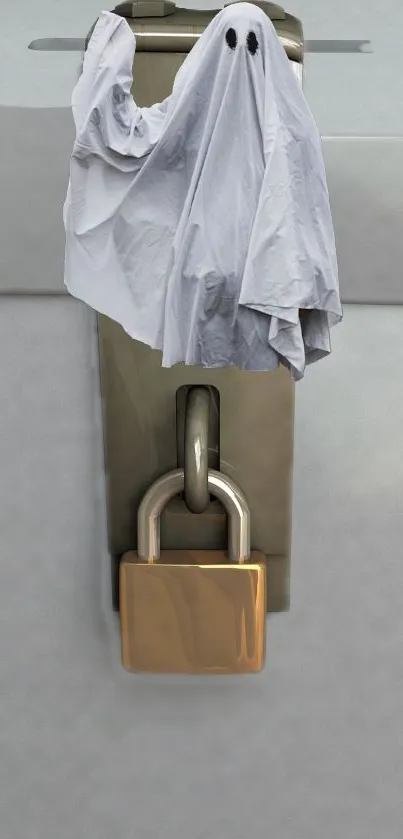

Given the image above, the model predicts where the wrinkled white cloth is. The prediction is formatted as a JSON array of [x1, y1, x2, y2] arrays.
[[63, 5, 342, 380]]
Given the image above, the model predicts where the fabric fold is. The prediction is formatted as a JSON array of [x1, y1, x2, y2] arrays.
[[64, 5, 342, 380]]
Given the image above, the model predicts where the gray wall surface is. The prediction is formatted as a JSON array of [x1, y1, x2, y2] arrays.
[[1, 1, 403, 837], [2, 0, 403, 301], [1, 300, 403, 838]]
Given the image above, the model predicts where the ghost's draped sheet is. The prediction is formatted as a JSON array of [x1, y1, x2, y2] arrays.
[[63, 5, 342, 380]]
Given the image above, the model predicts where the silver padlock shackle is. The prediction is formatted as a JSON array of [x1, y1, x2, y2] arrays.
[[137, 469, 250, 564]]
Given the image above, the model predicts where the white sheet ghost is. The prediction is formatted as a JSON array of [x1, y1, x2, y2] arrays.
[[63, 5, 342, 380]]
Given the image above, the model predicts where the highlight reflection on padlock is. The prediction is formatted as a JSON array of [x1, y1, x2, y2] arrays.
[[119, 469, 267, 674]]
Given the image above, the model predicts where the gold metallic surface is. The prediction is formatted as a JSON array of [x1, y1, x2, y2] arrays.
[[120, 550, 267, 674]]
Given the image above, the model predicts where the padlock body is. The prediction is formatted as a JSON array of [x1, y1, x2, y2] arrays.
[[120, 550, 267, 674]]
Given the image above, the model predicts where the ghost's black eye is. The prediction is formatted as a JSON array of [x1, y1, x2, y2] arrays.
[[247, 31, 259, 55], [225, 28, 238, 50]]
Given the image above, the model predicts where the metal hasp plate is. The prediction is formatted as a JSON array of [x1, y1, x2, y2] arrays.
[[96, 1, 302, 613], [108, 1, 304, 103]]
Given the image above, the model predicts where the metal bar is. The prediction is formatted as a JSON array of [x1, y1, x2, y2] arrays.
[[137, 468, 250, 563], [184, 386, 210, 514], [306, 39, 372, 53], [27, 37, 372, 53], [28, 38, 86, 51], [0, 291, 395, 306]]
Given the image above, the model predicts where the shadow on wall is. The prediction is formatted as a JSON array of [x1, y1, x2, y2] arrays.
[[0, 107, 75, 294], [323, 139, 403, 305]]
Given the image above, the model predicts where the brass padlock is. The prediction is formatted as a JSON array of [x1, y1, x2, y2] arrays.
[[120, 469, 267, 674]]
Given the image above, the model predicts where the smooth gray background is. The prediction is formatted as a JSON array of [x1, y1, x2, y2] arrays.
[[1, 300, 403, 838], [1, 1, 403, 837]]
